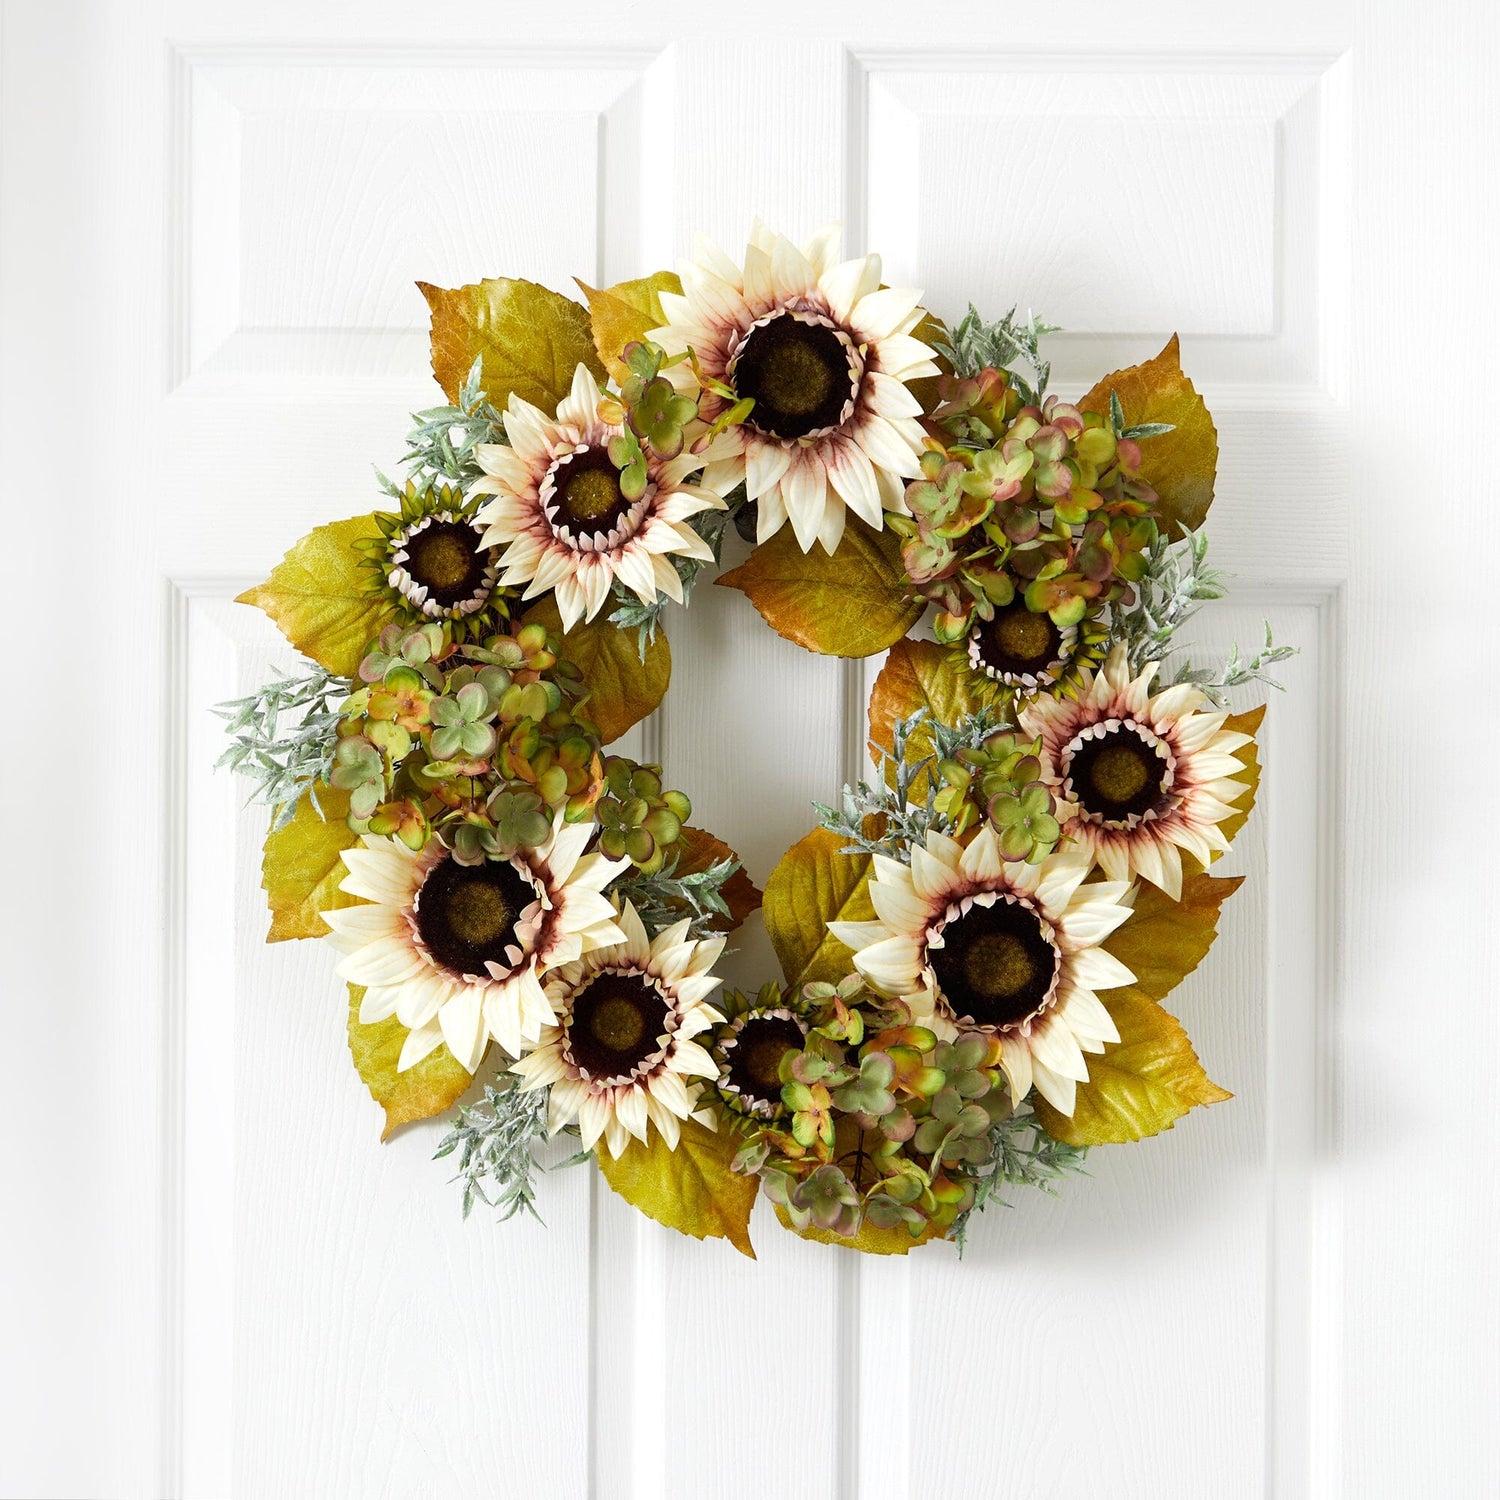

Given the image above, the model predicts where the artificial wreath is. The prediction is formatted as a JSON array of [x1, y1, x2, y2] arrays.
[[222, 224, 1293, 1258]]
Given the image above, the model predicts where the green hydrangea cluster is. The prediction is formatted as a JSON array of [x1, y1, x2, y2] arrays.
[[932, 730, 1062, 862], [887, 367, 1161, 643], [331, 619, 604, 861], [730, 977, 1016, 1242]]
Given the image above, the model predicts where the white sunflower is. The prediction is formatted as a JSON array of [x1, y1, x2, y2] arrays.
[[649, 222, 940, 554], [1018, 644, 1255, 900], [829, 828, 1135, 1117], [470, 364, 733, 632], [511, 902, 725, 1159], [323, 818, 628, 1073]]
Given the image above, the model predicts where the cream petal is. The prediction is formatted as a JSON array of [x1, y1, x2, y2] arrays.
[[502, 398, 555, 464], [782, 456, 828, 552], [824, 441, 883, 529], [816, 492, 847, 553], [397, 1017, 446, 1073], [358, 984, 402, 1025], [1029, 1057, 1077, 1116], [854, 412, 923, 478], [614, 1085, 650, 1143], [1068, 947, 1135, 993], [850, 285, 925, 342], [818, 254, 882, 324]]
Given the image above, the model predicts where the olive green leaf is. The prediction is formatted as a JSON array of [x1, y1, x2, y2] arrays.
[[866, 638, 991, 795], [1079, 334, 1219, 533], [762, 827, 876, 990], [773, 1204, 944, 1256], [417, 276, 604, 411], [673, 825, 763, 933], [596, 1117, 757, 1258], [236, 514, 391, 677], [261, 784, 361, 942], [577, 271, 683, 383], [1033, 986, 1231, 1146], [1103, 870, 1244, 1003], [521, 595, 670, 744], [717, 517, 924, 658], [347, 985, 479, 1142]]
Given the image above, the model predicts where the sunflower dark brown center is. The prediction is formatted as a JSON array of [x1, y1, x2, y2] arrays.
[[973, 600, 1064, 678], [1069, 723, 1167, 822], [727, 1015, 805, 1106], [928, 899, 1058, 1030], [567, 971, 671, 1080], [733, 313, 856, 439], [415, 855, 534, 977], [404, 520, 488, 607], [552, 447, 631, 535]]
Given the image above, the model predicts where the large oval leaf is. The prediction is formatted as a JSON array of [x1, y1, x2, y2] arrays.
[[418, 276, 604, 411], [236, 514, 390, 677], [762, 827, 875, 990], [1078, 334, 1218, 533], [717, 517, 923, 658], [1033, 986, 1230, 1146], [521, 596, 670, 744], [262, 785, 360, 942], [596, 1116, 757, 1258], [347, 985, 479, 1142], [1102, 870, 1244, 1004], [577, 271, 683, 383]]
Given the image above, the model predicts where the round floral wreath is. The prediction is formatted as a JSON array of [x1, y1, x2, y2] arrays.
[[224, 224, 1292, 1258]]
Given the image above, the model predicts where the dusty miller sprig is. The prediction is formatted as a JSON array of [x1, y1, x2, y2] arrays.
[[214, 666, 348, 830], [935, 304, 1061, 405], [1116, 530, 1298, 707], [813, 705, 1009, 864], [951, 1105, 1090, 1255], [609, 491, 743, 659], [434, 1075, 552, 1222], [612, 851, 743, 939], [376, 356, 503, 499], [1115, 528, 1227, 672]]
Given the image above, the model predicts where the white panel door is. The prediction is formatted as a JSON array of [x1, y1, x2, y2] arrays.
[[3, 2, 1495, 1498]]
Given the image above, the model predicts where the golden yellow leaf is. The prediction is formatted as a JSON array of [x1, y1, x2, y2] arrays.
[[773, 1204, 945, 1256], [596, 1117, 757, 1258], [346, 985, 478, 1141], [1078, 334, 1219, 533], [1215, 702, 1265, 852], [577, 271, 683, 383], [236, 514, 391, 677], [417, 276, 604, 410], [1033, 986, 1231, 1146], [867, 638, 991, 796], [716, 517, 924, 658], [762, 826, 875, 989], [672, 825, 762, 933], [1103, 870, 1244, 1004], [520, 595, 670, 744], [261, 785, 361, 942]]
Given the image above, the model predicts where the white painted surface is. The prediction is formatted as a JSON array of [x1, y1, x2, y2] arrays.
[[2, 3, 1495, 1497]]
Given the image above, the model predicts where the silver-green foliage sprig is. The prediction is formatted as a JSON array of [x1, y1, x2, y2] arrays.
[[613, 851, 743, 939], [434, 1075, 551, 1223], [214, 665, 348, 830], [950, 1105, 1089, 1255], [813, 706, 1009, 864], [1116, 530, 1298, 707], [935, 303, 1061, 404], [377, 356, 503, 500]]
